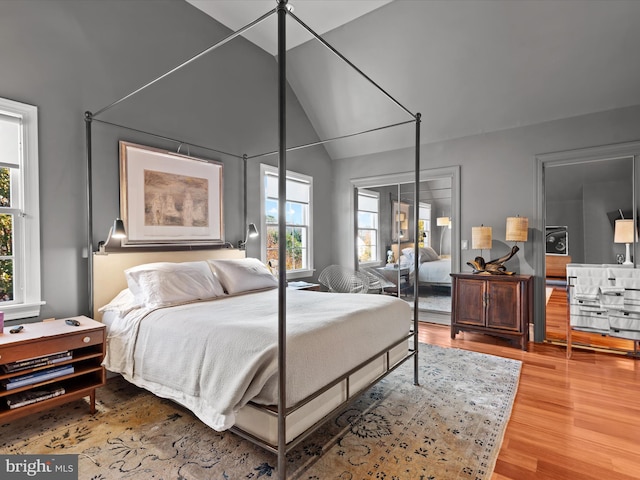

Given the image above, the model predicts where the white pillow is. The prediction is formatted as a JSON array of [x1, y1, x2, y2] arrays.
[[402, 246, 439, 263], [419, 246, 440, 262], [208, 258, 278, 294], [125, 261, 225, 308], [98, 288, 140, 316]]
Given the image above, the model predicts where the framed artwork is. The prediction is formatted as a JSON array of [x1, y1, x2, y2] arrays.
[[119, 141, 224, 246], [545, 226, 568, 255], [392, 201, 410, 241]]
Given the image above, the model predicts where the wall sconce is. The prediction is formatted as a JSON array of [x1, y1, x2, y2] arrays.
[[238, 223, 259, 250], [98, 218, 126, 254], [614, 218, 636, 265]]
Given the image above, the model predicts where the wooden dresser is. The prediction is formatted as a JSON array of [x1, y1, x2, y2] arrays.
[[451, 273, 533, 350]]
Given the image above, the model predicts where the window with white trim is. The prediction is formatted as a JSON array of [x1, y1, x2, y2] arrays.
[[260, 164, 313, 278], [0, 98, 41, 320], [357, 189, 379, 264], [418, 203, 432, 248]]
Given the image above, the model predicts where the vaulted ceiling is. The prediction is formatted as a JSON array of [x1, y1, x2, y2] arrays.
[[187, 0, 640, 160]]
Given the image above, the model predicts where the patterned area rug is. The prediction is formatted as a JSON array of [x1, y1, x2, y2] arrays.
[[0, 344, 521, 479]]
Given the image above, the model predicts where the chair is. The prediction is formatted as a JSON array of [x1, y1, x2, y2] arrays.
[[361, 266, 397, 294], [318, 265, 371, 294]]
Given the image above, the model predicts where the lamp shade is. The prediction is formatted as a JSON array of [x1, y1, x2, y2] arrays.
[[472, 226, 492, 250], [246, 223, 259, 238], [112, 218, 126, 239], [614, 219, 635, 243], [437, 216, 450, 227], [506, 216, 528, 242]]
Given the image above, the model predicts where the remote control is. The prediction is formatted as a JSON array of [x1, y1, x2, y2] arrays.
[[9, 325, 23, 334], [65, 319, 81, 326]]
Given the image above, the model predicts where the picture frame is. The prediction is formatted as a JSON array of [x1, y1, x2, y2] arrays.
[[392, 200, 410, 241], [545, 225, 568, 255], [119, 141, 224, 246]]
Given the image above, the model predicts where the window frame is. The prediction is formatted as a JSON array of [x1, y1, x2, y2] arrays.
[[260, 164, 314, 279], [357, 189, 380, 266], [0, 98, 42, 320]]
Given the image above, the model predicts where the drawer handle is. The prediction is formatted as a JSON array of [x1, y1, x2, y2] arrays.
[[83, 336, 91, 343]]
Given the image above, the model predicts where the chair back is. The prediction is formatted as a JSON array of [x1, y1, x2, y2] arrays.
[[318, 265, 371, 293]]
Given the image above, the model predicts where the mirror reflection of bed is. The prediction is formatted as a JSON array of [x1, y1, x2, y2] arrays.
[[390, 242, 452, 320], [354, 174, 455, 325]]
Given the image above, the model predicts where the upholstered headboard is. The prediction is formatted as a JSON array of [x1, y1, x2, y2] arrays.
[[92, 248, 245, 321]]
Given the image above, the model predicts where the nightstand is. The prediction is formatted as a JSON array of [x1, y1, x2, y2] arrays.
[[375, 265, 411, 296], [288, 282, 321, 291], [0, 316, 106, 421]]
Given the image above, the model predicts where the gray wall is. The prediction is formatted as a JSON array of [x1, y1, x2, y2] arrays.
[[0, 0, 332, 320], [333, 105, 640, 278]]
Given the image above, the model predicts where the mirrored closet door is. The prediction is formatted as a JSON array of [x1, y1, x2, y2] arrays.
[[353, 167, 460, 325]]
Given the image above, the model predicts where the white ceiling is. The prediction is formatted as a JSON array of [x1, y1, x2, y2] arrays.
[[186, 0, 393, 55], [186, 0, 640, 160]]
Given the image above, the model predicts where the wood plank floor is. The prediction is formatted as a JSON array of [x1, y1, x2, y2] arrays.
[[545, 286, 636, 352], [418, 321, 640, 480]]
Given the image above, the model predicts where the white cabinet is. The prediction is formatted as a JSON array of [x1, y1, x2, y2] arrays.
[[567, 264, 640, 357]]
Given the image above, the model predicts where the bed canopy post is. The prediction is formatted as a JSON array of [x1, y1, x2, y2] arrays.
[[242, 154, 248, 240], [276, 0, 288, 478], [413, 112, 421, 386], [85, 111, 94, 317]]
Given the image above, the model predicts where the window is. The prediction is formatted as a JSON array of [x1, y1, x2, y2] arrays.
[[260, 164, 313, 278], [418, 203, 431, 247], [0, 98, 41, 320], [357, 190, 379, 264]]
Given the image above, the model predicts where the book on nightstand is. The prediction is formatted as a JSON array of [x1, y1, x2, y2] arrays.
[[1, 351, 72, 374], [1, 365, 75, 390], [5, 385, 66, 409]]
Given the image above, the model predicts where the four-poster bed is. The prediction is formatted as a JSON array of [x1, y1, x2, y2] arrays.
[[85, 2, 421, 478]]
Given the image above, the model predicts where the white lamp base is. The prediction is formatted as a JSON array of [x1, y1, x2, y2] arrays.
[[623, 243, 633, 265]]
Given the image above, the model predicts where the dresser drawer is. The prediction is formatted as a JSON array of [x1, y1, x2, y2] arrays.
[[0, 329, 104, 365]]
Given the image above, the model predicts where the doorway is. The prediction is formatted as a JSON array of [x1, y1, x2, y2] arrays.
[[535, 141, 640, 347]]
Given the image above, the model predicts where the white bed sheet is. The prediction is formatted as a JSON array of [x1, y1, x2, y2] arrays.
[[103, 288, 410, 432], [417, 258, 451, 285]]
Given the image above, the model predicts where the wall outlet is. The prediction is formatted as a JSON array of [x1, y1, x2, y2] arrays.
[[461, 240, 468, 250]]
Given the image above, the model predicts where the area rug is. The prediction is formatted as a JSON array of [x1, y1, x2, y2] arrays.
[[0, 344, 521, 480], [417, 293, 452, 312]]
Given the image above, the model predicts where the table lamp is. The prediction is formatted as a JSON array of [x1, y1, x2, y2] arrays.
[[506, 216, 528, 245], [614, 218, 635, 265]]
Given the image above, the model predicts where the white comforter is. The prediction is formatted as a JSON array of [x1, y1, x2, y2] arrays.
[[417, 258, 452, 284], [103, 289, 410, 432]]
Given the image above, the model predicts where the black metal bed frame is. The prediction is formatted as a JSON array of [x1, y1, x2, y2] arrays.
[[84, 2, 421, 478]]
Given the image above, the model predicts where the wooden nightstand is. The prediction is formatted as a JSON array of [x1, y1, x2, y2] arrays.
[[0, 316, 106, 421]]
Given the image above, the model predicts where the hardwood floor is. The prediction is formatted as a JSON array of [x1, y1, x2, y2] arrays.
[[545, 285, 636, 352], [418, 321, 640, 480]]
